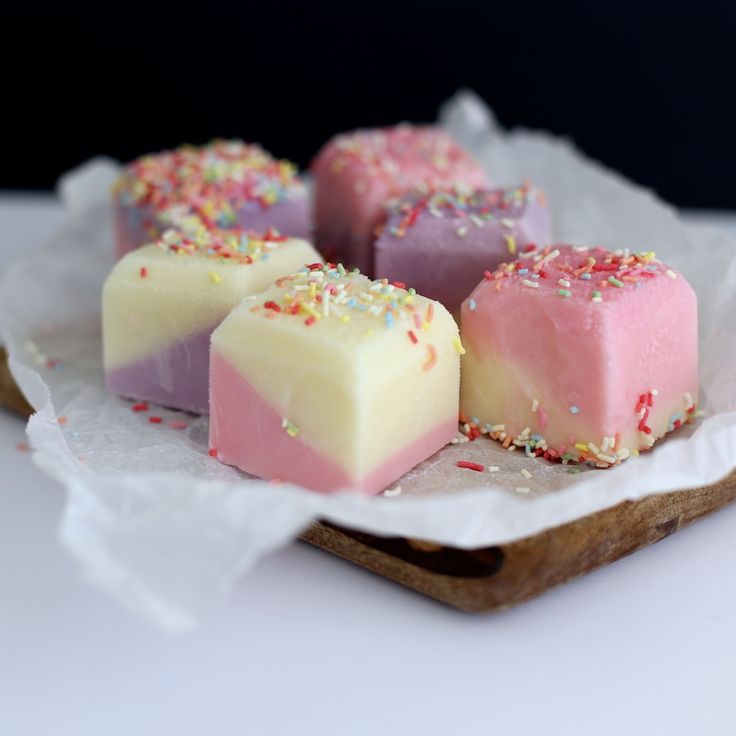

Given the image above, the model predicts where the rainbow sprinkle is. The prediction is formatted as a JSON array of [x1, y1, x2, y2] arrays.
[[114, 140, 305, 230]]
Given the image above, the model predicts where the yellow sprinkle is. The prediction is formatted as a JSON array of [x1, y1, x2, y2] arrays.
[[209, 271, 221, 284], [301, 303, 321, 319], [340, 315, 350, 323], [574, 442, 589, 453], [309, 282, 317, 299], [422, 321, 430, 330], [453, 337, 466, 355], [505, 234, 517, 255], [642, 251, 656, 262]]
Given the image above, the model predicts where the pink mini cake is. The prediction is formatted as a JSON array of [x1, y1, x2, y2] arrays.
[[209, 264, 462, 494], [460, 245, 698, 467], [113, 140, 310, 258], [374, 184, 551, 314], [103, 227, 321, 414], [312, 125, 488, 275]]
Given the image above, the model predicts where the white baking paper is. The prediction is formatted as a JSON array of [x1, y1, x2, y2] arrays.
[[2, 91, 735, 630]]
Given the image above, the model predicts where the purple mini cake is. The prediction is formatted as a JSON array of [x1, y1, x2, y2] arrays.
[[113, 139, 311, 259], [374, 184, 551, 313]]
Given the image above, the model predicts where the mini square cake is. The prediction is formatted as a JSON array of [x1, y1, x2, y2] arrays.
[[460, 245, 698, 467], [374, 184, 551, 314], [209, 264, 462, 494], [113, 140, 310, 258], [312, 125, 487, 276], [103, 228, 321, 414]]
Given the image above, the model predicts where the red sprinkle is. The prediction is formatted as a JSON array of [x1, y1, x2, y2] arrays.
[[407, 330, 418, 344], [264, 300, 282, 312], [148, 416, 163, 424], [457, 460, 484, 472], [58, 416, 68, 426], [140, 267, 148, 278], [307, 263, 323, 271], [132, 402, 149, 412], [392, 281, 407, 289], [208, 448, 218, 458], [262, 227, 288, 242], [305, 316, 316, 326], [523, 244, 537, 253], [483, 270, 493, 280]]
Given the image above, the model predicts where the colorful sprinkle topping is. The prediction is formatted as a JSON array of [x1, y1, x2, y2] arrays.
[[246, 264, 457, 372], [149, 226, 292, 266], [481, 245, 681, 302], [320, 125, 483, 196], [114, 140, 305, 229], [380, 183, 543, 239]]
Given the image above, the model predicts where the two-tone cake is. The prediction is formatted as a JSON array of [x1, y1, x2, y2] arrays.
[[460, 245, 698, 466], [209, 264, 462, 494], [103, 227, 321, 414]]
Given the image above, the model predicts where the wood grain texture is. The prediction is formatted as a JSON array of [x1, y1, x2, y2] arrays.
[[3, 347, 734, 612]]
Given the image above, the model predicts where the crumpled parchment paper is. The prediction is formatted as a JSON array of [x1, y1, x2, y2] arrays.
[[2, 91, 735, 630]]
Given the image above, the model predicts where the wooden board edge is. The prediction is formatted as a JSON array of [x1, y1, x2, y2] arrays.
[[301, 476, 736, 612], [0, 347, 33, 417]]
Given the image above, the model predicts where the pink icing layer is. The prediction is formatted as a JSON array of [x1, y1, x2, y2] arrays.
[[312, 126, 488, 275], [209, 351, 457, 495], [460, 245, 698, 455]]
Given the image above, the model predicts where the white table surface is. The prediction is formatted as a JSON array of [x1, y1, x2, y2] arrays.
[[1, 196, 735, 736]]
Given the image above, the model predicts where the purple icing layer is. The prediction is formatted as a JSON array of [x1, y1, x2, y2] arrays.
[[114, 196, 312, 260], [374, 186, 551, 314], [106, 327, 214, 414]]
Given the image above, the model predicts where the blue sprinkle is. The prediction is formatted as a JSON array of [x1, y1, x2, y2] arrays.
[[468, 299, 477, 311], [471, 416, 480, 425], [518, 268, 529, 275], [531, 434, 542, 442], [580, 272, 592, 280], [531, 273, 540, 280], [385, 311, 394, 327], [569, 405, 580, 414]]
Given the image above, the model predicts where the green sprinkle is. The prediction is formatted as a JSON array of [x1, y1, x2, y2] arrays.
[[591, 290, 602, 301], [337, 263, 346, 277], [608, 276, 624, 288], [558, 289, 572, 298]]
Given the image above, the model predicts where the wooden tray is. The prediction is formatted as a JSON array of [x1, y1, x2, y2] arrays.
[[3, 346, 734, 612]]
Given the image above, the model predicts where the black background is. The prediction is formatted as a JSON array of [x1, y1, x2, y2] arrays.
[[4, 1, 734, 208]]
